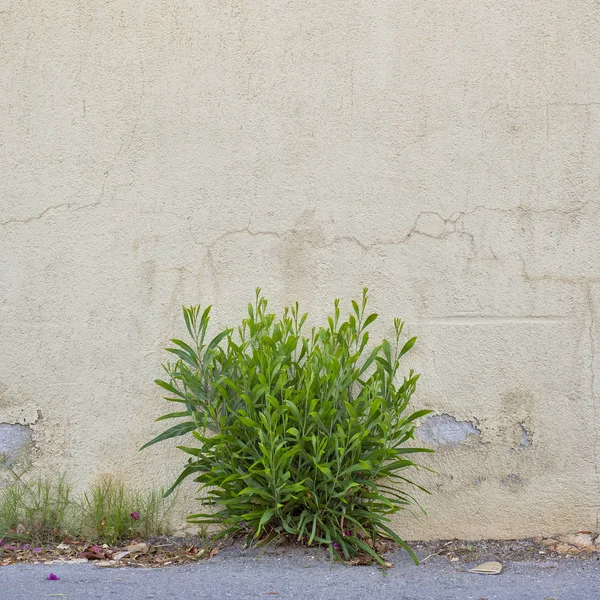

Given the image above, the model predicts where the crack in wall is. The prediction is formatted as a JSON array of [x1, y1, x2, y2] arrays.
[[0, 199, 102, 227], [195, 199, 600, 256], [1, 56, 145, 229], [198, 209, 472, 254]]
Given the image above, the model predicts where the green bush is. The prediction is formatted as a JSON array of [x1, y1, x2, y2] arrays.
[[144, 289, 432, 564]]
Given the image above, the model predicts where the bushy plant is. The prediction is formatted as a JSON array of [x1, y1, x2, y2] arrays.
[[144, 289, 432, 564]]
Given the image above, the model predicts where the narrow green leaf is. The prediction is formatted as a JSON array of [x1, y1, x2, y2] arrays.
[[155, 411, 192, 422], [139, 422, 196, 451], [363, 313, 378, 328], [399, 336, 417, 357]]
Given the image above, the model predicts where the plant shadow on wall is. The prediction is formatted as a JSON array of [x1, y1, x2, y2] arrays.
[[143, 289, 433, 565]]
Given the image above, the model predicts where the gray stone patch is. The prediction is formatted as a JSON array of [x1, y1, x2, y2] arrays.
[[416, 414, 481, 447], [0, 423, 33, 466]]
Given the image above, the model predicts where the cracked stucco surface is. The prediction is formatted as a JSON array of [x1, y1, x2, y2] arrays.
[[1, 1, 600, 539]]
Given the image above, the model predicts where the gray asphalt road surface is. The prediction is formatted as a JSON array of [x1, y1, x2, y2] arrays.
[[2, 548, 599, 600]]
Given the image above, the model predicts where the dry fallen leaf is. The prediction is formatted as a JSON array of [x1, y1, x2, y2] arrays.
[[558, 534, 596, 552], [113, 552, 130, 561], [79, 551, 107, 560], [347, 554, 372, 566], [113, 543, 150, 562], [127, 542, 150, 553], [209, 546, 221, 559], [468, 561, 503, 575]]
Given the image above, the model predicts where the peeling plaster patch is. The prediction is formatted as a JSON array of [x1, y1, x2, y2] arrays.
[[502, 473, 524, 487], [510, 423, 532, 452], [0, 423, 33, 465], [417, 414, 481, 447], [518, 423, 531, 450]]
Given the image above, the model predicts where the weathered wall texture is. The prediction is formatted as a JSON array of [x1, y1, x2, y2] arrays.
[[1, 1, 600, 540]]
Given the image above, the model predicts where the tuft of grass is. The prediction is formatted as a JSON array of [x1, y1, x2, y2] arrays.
[[83, 476, 173, 544], [0, 474, 79, 544], [0, 469, 173, 545]]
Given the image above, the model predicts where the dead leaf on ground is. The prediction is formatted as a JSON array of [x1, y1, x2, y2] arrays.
[[114, 543, 150, 562], [79, 551, 109, 560], [542, 532, 600, 554], [468, 561, 503, 575], [127, 542, 150, 553], [209, 546, 221, 559], [346, 554, 372, 566], [374, 540, 391, 553]]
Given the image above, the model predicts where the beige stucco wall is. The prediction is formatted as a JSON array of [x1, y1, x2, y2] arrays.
[[1, 1, 600, 540]]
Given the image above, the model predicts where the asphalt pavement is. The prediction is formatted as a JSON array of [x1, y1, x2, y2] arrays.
[[1, 548, 598, 600]]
